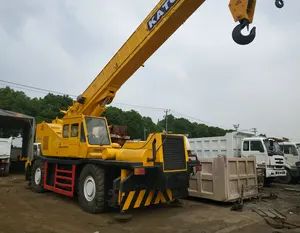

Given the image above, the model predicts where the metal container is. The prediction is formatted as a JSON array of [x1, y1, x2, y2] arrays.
[[189, 156, 258, 202]]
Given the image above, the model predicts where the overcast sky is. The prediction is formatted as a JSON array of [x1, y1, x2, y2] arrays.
[[1, 1, 299, 140]]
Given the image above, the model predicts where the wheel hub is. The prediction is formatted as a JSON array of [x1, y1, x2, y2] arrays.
[[83, 176, 96, 202], [34, 168, 41, 185]]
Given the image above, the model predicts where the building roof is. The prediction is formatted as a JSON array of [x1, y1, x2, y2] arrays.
[[0, 109, 34, 120]]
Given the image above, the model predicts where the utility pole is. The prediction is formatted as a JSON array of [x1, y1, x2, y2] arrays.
[[164, 109, 170, 133]]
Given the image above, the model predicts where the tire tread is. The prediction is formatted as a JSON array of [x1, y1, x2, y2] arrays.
[[78, 164, 105, 213]]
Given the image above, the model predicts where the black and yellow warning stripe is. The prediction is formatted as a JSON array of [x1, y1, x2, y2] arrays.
[[120, 189, 173, 211]]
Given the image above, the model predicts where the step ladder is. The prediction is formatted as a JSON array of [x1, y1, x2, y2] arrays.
[[44, 162, 76, 197]]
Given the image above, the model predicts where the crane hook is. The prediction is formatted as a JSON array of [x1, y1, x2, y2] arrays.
[[275, 0, 284, 8], [232, 19, 256, 45]]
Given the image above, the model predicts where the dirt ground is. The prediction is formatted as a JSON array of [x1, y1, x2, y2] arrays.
[[0, 174, 299, 233]]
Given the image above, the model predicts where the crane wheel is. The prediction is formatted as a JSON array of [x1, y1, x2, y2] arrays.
[[30, 159, 46, 193], [77, 164, 105, 214]]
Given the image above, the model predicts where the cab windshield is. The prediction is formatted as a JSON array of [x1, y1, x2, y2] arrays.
[[263, 139, 283, 155], [85, 117, 110, 146]]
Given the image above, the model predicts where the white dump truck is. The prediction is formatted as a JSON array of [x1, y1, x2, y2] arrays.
[[0, 137, 13, 176], [276, 141, 300, 183], [188, 132, 287, 185]]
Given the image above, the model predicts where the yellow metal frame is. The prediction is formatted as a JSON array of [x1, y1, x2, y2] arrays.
[[229, 0, 256, 23]]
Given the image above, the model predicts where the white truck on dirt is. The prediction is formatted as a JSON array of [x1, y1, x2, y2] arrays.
[[188, 132, 287, 185], [33, 143, 41, 158], [0, 137, 12, 176], [276, 141, 300, 184]]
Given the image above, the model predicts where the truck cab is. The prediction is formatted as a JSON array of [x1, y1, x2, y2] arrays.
[[241, 137, 286, 182], [277, 141, 300, 183]]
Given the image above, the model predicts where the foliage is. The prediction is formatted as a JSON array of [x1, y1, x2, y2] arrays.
[[157, 114, 231, 137], [0, 87, 231, 139]]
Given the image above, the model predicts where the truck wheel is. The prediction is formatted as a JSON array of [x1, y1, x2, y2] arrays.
[[264, 177, 275, 186], [30, 159, 46, 193], [78, 164, 105, 213], [276, 170, 292, 184], [3, 162, 10, 176]]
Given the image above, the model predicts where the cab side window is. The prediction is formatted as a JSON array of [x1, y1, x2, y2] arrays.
[[243, 141, 249, 151], [250, 141, 264, 152], [63, 125, 69, 138], [71, 123, 79, 137]]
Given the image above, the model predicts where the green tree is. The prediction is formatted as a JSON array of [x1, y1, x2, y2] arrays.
[[157, 114, 231, 138], [37, 93, 73, 123], [0, 87, 232, 139], [0, 87, 32, 115]]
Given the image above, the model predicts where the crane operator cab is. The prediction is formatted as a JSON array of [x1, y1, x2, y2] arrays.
[[86, 117, 110, 146]]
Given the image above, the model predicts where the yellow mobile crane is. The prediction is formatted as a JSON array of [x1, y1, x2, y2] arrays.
[[25, 0, 285, 214]]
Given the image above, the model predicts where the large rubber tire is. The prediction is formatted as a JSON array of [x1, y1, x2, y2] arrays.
[[30, 159, 46, 193], [2, 162, 10, 177], [77, 164, 105, 214], [276, 170, 293, 184], [264, 177, 275, 186]]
